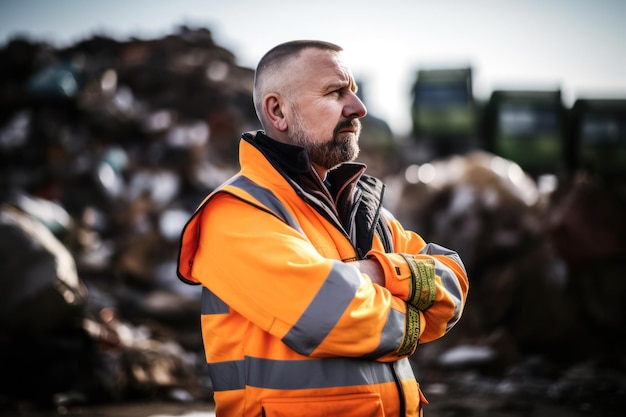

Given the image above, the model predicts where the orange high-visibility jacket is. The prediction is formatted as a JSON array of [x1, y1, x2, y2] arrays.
[[178, 131, 469, 417]]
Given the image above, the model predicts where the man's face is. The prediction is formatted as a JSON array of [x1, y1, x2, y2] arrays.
[[284, 49, 367, 170]]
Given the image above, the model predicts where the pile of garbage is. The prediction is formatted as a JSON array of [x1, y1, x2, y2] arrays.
[[391, 151, 626, 356], [390, 152, 626, 413], [0, 26, 258, 409]]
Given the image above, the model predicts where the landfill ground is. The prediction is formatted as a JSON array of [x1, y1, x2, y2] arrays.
[[2, 361, 624, 417], [0, 385, 620, 417], [0, 399, 598, 417]]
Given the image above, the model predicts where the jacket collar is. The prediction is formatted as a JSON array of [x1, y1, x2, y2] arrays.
[[241, 130, 367, 222], [243, 130, 311, 175], [242, 131, 366, 190]]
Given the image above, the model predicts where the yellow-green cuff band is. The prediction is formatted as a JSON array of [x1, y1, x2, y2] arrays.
[[400, 254, 437, 312], [398, 304, 420, 356]]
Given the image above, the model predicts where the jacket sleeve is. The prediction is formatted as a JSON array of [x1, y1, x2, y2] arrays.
[[367, 210, 469, 343], [187, 193, 419, 360]]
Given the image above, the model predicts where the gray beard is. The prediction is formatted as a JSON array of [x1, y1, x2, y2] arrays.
[[289, 110, 361, 170]]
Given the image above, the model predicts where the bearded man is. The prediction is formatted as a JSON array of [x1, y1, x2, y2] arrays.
[[178, 40, 469, 417]]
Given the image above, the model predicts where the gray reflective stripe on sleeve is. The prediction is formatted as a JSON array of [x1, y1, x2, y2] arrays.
[[201, 286, 230, 315], [361, 308, 407, 360], [282, 261, 361, 355], [419, 243, 465, 330], [208, 357, 398, 391], [435, 257, 464, 331], [230, 176, 304, 234], [419, 242, 467, 275]]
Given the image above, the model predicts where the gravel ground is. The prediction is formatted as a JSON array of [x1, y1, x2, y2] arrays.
[[2, 357, 624, 417]]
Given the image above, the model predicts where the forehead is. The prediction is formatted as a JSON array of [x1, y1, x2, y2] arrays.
[[292, 48, 354, 90]]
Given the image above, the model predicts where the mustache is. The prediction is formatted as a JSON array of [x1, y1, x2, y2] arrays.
[[333, 118, 361, 136]]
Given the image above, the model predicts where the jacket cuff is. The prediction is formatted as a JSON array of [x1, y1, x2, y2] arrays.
[[398, 304, 421, 356], [399, 253, 437, 312], [367, 250, 437, 312]]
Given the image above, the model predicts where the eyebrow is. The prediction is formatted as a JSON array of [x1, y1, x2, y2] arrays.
[[323, 79, 358, 93]]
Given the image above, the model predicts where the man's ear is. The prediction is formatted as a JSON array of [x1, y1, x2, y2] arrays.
[[263, 94, 288, 132]]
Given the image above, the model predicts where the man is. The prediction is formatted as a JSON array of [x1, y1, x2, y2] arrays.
[[178, 40, 469, 417]]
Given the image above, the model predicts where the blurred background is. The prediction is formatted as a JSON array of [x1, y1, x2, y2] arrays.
[[1, 1, 625, 416]]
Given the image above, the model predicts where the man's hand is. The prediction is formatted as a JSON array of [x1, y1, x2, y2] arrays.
[[351, 258, 386, 286]]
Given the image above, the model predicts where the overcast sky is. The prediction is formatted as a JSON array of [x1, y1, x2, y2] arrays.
[[1, 0, 625, 135]]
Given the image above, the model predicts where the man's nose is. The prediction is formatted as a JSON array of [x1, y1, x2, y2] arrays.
[[345, 92, 367, 118]]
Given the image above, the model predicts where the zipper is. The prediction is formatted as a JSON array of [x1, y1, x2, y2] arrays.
[[391, 362, 407, 417], [347, 187, 363, 256]]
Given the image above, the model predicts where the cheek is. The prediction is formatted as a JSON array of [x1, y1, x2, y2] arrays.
[[312, 105, 341, 129], [313, 119, 337, 139], [301, 100, 343, 138]]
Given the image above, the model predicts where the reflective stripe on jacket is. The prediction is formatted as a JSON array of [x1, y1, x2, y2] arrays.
[[178, 132, 468, 417]]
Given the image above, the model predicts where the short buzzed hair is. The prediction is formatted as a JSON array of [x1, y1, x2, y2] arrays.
[[253, 40, 343, 126]]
